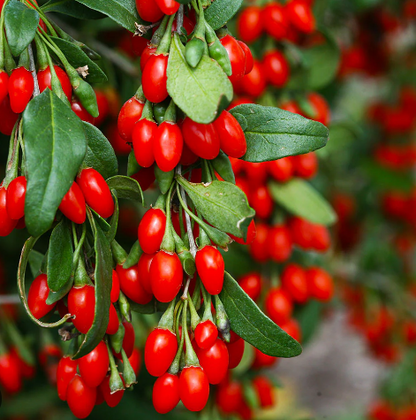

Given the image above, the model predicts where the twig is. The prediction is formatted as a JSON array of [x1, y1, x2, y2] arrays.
[[176, 5, 184, 34], [28, 44, 40, 96]]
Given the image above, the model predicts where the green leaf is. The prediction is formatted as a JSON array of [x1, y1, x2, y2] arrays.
[[73, 213, 113, 359], [167, 33, 233, 124], [211, 152, 235, 184], [83, 122, 118, 179], [107, 175, 144, 204], [177, 176, 254, 239], [23, 90, 87, 237], [230, 104, 329, 163], [47, 220, 73, 292], [42, 0, 105, 19], [74, 0, 144, 32], [4, 0, 39, 56], [28, 251, 44, 279], [220, 273, 302, 358], [269, 179, 337, 226], [50, 37, 107, 84], [205, 0, 243, 30], [46, 279, 73, 305]]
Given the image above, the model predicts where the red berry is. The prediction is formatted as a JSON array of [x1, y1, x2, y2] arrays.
[[68, 285, 96, 334], [220, 35, 246, 85], [144, 328, 178, 377], [59, 181, 86, 224], [262, 3, 288, 40], [195, 246, 224, 295], [56, 356, 78, 401], [138, 208, 166, 254], [140, 45, 157, 72], [281, 263, 308, 303], [0, 353, 22, 394], [0, 70, 9, 104], [137, 252, 156, 294], [77, 168, 114, 219], [153, 373, 180, 414], [213, 111, 247, 158], [286, 0, 315, 34], [250, 185, 273, 219], [8, 67, 34, 113], [263, 50, 290, 87], [238, 41, 254, 75], [153, 121, 184, 172], [229, 219, 257, 245], [238, 272, 262, 301], [37, 65, 72, 102], [79, 341, 109, 388], [182, 117, 220, 160], [249, 223, 269, 262], [106, 303, 119, 335], [132, 118, 157, 168], [135, 0, 164, 22], [114, 321, 136, 359], [28, 274, 56, 319], [280, 318, 302, 342], [265, 288, 293, 325], [267, 225, 293, 262], [307, 92, 330, 126], [129, 347, 141, 375], [155, 0, 179, 14], [6, 176, 26, 220], [142, 54, 169, 103], [241, 60, 266, 97], [194, 338, 229, 384], [110, 269, 120, 303], [216, 380, 244, 414], [226, 337, 245, 369], [72, 99, 94, 124], [194, 320, 218, 350], [0, 96, 19, 135], [66, 374, 97, 419], [305, 267, 334, 301], [252, 348, 278, 369], [99, 374, 125, 408], [118, 96, 145, 141], [150, 250, 183, 302], [252, 376, 275, 408], [268, 157, 294, 182], [179, 366, 210, 412], [368, 400, 395, 420], [117, 264, 153, 305], [237, 6, 263, 43]]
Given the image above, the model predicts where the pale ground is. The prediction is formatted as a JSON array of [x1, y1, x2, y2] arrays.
[[277, 310, 387, 419]]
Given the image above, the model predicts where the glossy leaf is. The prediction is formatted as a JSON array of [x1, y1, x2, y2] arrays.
[[107, 175, 144, 204], [167, 33, 233, 124], [4, 0, 39, 56], [50, 37, 107, 84], [74, 0, 144, 32], [83, 122, 118, 180], [42, 0, 105, 19], [220, 273, 302, 358], [23, 89, 87, 238], [211, 152, 236, 184], [205, 0, 243, 30], [73, 212, 113, 358], [269, 179, 337, 226], [230, 104, 329, 163], [177, 176, 254, 239], [47, 220, 73, 292]]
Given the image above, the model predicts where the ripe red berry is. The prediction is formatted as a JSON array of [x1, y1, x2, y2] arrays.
[[263, 50, 290, 87], [59, 181, 86, 224], [66, 374, 97, 419], [37, 65, 72, 102], [140, 45, 157, 72], [194, 338, 229, 385], [0, 352, 22, 394], [135, 0, 164, 22], [305, 267, 334, 301], [0, 70, 9, 104], [153, 121, 184, 172], [293, 151, 319, 180], [280, 318, 302, 342], [77, 168, 114, 219], [229, 219, 257, 245], [155, 0, 179, 14], [249, 222, 269, 262], [194, 320, 218, 350], [265, 288, 293, 325], [213, 111, 247, 158], [71, 99, 95, 124], [99, 374, 125, 408], [252, 376, 275, 408], [267, 225, 293, 262], [216, 380, 244, 414], [8, 67, 34, 113], [128, 347, 141, 375], [142, 54, 169, 103], [28, 274, 56, 319], [195, 246, 224, 295], [238, 41, 254, 75], [250, 185, 273, 219], [106, 303, 120, 335], [6, 176, 26, 220], [118, 96, 145, 140], [144, 328, 178, 377], [57, 356, 78, 401], [68, 285, 96, 334], [182, 117, 220, 160], [153, 373, 180, 414], [268, 157, 294, 182], [0, 96, 19, 135], [237, 6, 263, 44], [79, 341, 109, 388], [132, 118, 157, 168], [281, 263, 308, 303], [117, 264, 153, 305], [150, 250, 183, 302], [238, 272, 262, 301], [110, 269, 120, 303], [138, 208, 166, 254], [220, 35, 246, 85], [252, 348, 278, 369], [226, 337, 245, 369], [137, 252, 156, 294], [286, 0, 316, 34], [262, 3, 288, 40], [179, 366, 210, 412]]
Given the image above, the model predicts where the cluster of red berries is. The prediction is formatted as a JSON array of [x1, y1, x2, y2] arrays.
[[0, 167, 114, 237]]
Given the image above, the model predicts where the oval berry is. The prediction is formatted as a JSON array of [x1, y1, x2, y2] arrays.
[[28, 274, 56, 319], [153, 121, 184, 172], [6, 176, 26, 220], [194, 338, 229, 384], [138, 208, 166, 254], [194, 320, 218, 350], [57, 356, 78, 401], [118, 96, 144, 140], [195, 246, 224, 295], [59, 181, 86, 224], [117, 264, 153, 305], [213, 111, 247, 158], [142, 54, 169, 103], [8, 67, 34, 113], [132, 118, 157, 168], [38, 65, 72, 101], [179, 366, 210, 412], [66, 374, 97, 419], [153, 373, 180, 414], [79, 341, 109, 388]]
